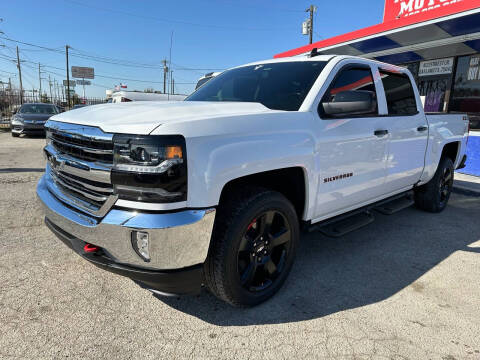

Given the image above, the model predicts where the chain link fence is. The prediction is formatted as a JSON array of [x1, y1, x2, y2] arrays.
[[1, 90, 106, 129]]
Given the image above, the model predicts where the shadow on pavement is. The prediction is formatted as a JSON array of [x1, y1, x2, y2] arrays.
[[0, 168, 45, 173], [157, 194, 480, 326]]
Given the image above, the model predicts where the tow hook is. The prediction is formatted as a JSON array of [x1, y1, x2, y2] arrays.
[[84, 243, 100, 253]]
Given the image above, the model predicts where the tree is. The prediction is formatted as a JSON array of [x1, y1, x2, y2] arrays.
[[40, 93, 50, 103]]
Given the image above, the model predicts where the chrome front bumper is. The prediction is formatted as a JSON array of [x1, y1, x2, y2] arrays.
[[37, 174, 216, 270]]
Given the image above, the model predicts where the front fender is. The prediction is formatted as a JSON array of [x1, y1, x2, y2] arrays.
[[182, 113, 317, 220]]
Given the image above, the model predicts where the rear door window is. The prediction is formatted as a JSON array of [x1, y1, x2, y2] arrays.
[[380, 71, 418, 115]]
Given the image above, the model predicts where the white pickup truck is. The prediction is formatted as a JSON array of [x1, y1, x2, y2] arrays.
[[37, 54, 469, 307]]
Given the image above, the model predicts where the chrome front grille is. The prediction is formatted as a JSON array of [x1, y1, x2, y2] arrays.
[[50, 169, 112, 207], [49, 129, 114, 163], [44, 120, 117, 217]]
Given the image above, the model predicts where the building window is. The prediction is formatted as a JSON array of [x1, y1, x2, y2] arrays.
[[450, 55, 480, 115]]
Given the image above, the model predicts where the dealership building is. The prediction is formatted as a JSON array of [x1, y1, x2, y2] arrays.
[[275, 0, 480, 128]]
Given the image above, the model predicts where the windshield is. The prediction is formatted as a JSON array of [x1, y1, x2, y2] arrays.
[[186, 61, 327, 111], [19, 104, 57, 115]]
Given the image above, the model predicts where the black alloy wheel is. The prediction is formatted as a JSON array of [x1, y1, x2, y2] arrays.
[[204, 187, 299, 307], [414, 157, 454, 213], [237, 210, 292, 293], [439, 166, 453, 206]]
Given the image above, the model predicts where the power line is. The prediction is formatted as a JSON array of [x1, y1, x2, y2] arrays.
[[1, 36, 228, 74], [62, 0, 298, 32]]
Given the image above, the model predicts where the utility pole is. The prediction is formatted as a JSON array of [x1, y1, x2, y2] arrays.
[[163, 59, 168, 94], [16, 46, 23, 104], [66, 45, 71, 108], [171, 72, 175, 95], [54, 79, 58, 103], [48, 75, 53, 100], [306, 5, 316, 45], [38, 63, 42, 97]]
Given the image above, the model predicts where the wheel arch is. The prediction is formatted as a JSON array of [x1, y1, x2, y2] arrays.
[[218, 167, 308, 221], [440, 141, 461, 164]]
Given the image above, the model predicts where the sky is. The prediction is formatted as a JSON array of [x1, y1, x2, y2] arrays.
[[0, 0, 386, 98]]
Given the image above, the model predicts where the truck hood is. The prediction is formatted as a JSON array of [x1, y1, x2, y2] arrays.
[[49, 101, 273, 134]]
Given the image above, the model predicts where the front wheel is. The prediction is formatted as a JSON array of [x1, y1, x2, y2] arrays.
[[11, 132, 19, 137], [204, 187, 299, 307], [414, 157, 454, 213]]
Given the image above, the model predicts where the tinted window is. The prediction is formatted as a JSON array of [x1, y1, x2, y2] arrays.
[[186, 61, 327, 111], [320, 67, 378, 118], [380, 71, 418, 115], [19, 104, 57, 114]]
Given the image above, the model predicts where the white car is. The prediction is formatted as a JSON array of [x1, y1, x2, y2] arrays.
[[110, 91, 186, 103], [37, 54, 469, 306]]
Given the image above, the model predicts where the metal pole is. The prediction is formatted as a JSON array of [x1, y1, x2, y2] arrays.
[[82, 77, 86, 101], [163, 59, 167, 94], [66, 45, 71, 108], [16, 46, 23, 104], [48, 75, 53, 101], [38, 63, 42, 99]]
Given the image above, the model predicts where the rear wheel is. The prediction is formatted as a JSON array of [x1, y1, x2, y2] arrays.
[[414, 157, 454, 213], [204, 187, 299, 307]]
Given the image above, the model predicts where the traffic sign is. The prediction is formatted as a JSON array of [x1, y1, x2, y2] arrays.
[[71, 66, 94, 79], [76, 80, 91, 86]]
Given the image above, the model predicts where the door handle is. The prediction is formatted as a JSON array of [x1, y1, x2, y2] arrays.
[[374, 129, 389, 137], [417, 125, 428, 132]]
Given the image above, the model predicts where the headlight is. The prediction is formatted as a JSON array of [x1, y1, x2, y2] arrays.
[[11, 115, 23, 124], [112, 135, 187, 203]]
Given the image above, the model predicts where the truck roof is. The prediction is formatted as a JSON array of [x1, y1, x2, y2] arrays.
[[232, 54, 409, 76]]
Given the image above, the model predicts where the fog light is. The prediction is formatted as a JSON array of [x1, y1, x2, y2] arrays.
[[131, 231, 150, 262]]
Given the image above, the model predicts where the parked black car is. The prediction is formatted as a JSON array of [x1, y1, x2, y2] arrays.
[[11, 103, 59, 137]]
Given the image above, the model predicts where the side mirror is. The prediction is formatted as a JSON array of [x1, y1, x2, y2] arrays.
[[322, 90, 377, 117]]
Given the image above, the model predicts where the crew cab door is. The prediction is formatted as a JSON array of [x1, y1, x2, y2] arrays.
[[376, 69, 428, 191], [312, 62, 391, 220]]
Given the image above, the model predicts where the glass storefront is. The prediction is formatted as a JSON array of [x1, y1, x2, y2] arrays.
[[449, 55, 480, 128], [400, 55, 480, 129]]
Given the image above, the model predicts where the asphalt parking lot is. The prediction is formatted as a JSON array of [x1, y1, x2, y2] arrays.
[[1, 131, 480, 359]]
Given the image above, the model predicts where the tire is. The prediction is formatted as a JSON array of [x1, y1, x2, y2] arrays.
[[11, 132, 19, 137], [414, 157, 454, 213], [204, 186, 299, 307]]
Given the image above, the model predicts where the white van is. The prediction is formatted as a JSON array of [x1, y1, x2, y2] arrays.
[[111, 91, 186, 103], [195, 72, 221, 90]]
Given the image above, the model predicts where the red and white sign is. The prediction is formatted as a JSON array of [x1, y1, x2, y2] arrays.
[[384, 0, 476, 22]]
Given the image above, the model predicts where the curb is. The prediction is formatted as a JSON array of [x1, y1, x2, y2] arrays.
[[452, 185, 480, 197]]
